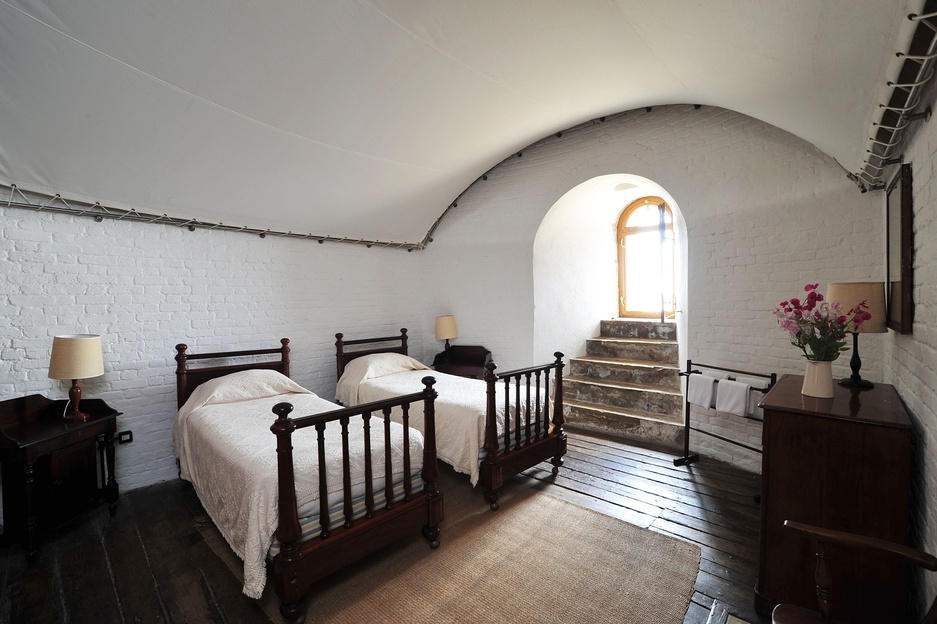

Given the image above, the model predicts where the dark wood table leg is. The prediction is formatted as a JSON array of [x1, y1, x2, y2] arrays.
[[103, 431, 118, 516], [23, 461, 38, 558]]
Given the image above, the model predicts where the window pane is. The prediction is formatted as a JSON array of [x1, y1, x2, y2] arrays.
[[625, 231, 662, 311], [661, 230, 675, 311], [626, 205, 661, 228], [625, 203, 672, 228], [624, 229, 675, 314]]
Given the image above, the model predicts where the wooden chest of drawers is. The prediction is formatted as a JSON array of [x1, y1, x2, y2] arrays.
[[755, 375, 912, 623]]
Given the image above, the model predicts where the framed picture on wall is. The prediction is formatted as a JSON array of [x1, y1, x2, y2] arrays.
[[885, 163, 913, 334]]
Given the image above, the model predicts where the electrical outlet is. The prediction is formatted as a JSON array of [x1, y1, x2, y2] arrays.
[[117, 430, 133, 445]]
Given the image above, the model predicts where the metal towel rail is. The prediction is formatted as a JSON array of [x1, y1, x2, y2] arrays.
[[673, 359, 776, 467]]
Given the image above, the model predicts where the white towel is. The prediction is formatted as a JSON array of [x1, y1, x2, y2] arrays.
[[730, 375, 769, 418], [715, 379, 750, 417], [731, 375, 770, 391], [747, 395, 764, 419], [687, 375, 717, 408]]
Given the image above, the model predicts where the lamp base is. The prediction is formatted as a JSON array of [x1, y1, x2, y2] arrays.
[[838, 376, 874, 389], [840, 332, 875, 390], [64, 409, 91, 422]]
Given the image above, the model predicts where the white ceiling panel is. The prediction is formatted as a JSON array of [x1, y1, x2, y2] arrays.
[[0, 0, 925, 243]]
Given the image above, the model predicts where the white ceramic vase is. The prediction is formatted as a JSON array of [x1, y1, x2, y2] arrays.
[[802, 360, 834, 398]]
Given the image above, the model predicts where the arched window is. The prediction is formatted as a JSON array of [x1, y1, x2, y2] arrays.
[[617, 196, 676, 319]]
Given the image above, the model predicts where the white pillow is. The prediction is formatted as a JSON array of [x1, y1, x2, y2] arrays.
[[336, 353, 430, 405], [183, 369, 311, 411], [349, 353, 428, 378]]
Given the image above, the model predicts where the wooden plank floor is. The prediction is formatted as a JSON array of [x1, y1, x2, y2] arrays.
[[0, 431, 769, 623]]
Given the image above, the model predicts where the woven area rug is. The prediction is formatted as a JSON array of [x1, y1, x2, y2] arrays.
[[196, 469, 701, 623]]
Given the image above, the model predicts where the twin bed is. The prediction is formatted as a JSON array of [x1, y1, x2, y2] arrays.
[[334, 328, 567, 509], [173, 331, 566, 622], [174, 339, 442, 622]]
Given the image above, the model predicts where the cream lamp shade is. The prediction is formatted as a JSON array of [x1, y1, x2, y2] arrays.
[[826, 282, 887, 333], [435, 315, 458, 341], [48, 334, 104, 421], [48, 334, 105, 379], [825, 282, 885, 389]]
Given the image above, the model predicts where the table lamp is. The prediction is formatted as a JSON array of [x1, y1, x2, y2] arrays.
[[48, 334, 104, 420], [435, 315, 458, 354], [826, 282, 887, 388]]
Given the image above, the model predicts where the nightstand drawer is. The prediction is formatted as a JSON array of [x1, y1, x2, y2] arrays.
[[434, 363, 487, 379]]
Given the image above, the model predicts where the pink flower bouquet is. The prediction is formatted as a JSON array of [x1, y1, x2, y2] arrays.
[[773, 283, 873, 361]]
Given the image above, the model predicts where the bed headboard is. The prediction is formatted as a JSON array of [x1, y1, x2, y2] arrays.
[[334, 328, 408, 379], [174, 338, 291, 409]]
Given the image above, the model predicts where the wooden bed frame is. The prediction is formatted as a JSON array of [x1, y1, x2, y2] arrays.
[[175, 339, 443, 623], [335, 328, 566, 510]]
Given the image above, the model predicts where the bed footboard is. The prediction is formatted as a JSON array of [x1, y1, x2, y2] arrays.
[[481, 352, 566, 510], [269, 376, 441, 623]]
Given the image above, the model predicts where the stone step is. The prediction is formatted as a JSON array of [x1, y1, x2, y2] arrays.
[[566, 319, 683, 451], [563, 399, 683, 450], [564, 377, 683, 420], [600, 319, 677, 342], [568, 356, 681, 393], [585, 337, 679, 364]]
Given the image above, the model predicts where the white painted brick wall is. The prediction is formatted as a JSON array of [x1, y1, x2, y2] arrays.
[[424, 105, 883, 475], [1, 212, 426, 498], [883, 79, 937, 616]]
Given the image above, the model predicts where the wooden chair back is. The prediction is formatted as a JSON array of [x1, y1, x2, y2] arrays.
[[772, 520, 937, 624]]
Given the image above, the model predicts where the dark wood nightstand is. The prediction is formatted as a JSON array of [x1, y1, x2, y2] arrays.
[[433, 345, 492, 379], [0, 394, 121, 556]]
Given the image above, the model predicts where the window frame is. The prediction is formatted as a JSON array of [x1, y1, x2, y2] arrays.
[[617, 196, 676, 319]]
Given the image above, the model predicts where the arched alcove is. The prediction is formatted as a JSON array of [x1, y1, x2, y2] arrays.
[[532, 174, 688, 369]]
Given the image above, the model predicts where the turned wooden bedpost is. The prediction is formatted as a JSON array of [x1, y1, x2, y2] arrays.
[[482, 361, 500, 460], [270, 402, 304, 622], [174, 344, 189, 410], [419, 376, 442, 548], [334, 333, 345, 380], [552, 352, 565, 429], [400, 327, 408, 354], [280, 338, 291, 379], [482, 362, 502, 510], [550, 352, 566, 476]]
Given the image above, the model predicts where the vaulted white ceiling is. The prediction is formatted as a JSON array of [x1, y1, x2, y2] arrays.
[[0, 0, 921, 244]]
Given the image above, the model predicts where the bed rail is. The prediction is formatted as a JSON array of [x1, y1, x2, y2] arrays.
[[673, 359, 776, 467], [484, 352, 565, 455], [480, 352, 566, 509], [269, 376, 441, 620]]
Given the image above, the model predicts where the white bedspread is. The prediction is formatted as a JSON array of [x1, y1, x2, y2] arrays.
[[174, 369, 424, 598], [336, 354, 527, 486]]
